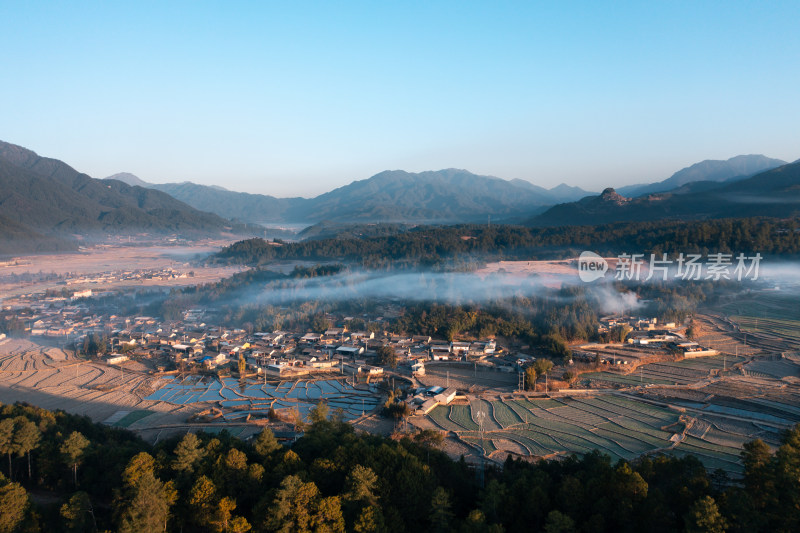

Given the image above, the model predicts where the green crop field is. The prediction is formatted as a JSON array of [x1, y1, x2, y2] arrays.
[[579, 371, 671, 387], [449, 405, 480, 430], [113, 410, 153, 428], [428, 405, 463, 431], [719, 292, 800, 342], [491, 400, 523, 427]]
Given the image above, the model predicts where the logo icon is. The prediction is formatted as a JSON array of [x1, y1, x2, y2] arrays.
[[578, 251, 608, 282]]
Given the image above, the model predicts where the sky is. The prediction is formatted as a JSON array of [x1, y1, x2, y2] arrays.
[[1, 1, 799, 197]]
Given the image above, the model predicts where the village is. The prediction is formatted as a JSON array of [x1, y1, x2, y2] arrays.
[[1, 284, 799, 485], [0, 287, 725, 415], [3, 279, 799, 477]]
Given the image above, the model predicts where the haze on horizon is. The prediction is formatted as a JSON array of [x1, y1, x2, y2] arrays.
[[1, 1, 798, 197]]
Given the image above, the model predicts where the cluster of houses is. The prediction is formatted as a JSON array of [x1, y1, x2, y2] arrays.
[[60, 267, 192, 286], [102, 324, 505, 378], [1, 300, 512, 378], [1, 301, 124, 339], [597, 315, 678, 336]]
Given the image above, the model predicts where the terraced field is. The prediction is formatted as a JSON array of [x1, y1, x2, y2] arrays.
[[427, 394, 748, 473], [0, 338, 200, 439], [579, 371, 670, 387], [720, 292, 800, 323], [580, 354, 745, 388], [421, 302, 800, 474], [715, 292, 800, 350], [146, 375, 381, 421], [0, 337, 384, 446]]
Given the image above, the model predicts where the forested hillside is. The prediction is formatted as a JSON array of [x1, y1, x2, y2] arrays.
[[2, 401, 798, 532], [214, 217, 800, 268]]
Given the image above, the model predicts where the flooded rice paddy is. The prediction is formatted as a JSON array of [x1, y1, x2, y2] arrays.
[[145, 375, 381, 421]]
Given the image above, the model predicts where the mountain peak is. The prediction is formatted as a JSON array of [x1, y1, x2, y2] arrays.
[[0, 139, 84, 183], [599, 187, 628, 204], [618, 154, 787, 197], [105, 172, 149, 187]]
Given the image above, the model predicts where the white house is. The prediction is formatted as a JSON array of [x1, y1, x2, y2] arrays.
[[106, 354, 128, 365], [434, 388, 457, 405]]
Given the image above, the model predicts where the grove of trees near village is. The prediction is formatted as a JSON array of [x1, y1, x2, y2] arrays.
[[1, 400, 799, 532]]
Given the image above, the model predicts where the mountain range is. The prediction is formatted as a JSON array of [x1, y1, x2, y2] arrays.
[[106, 155, 786, 225], [112, 169, 597, 225], [2, 138, 798, 255], [529, 161, 800, 226], [106, 154, 798, 229], [616, 155, 787, 197], [0, 141, 252, 254]]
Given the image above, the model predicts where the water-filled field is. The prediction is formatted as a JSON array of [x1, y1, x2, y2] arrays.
[[145, 375, 380, 421]]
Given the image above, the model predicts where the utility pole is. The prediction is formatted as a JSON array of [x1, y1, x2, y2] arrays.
[[475, 407, 486, 488]]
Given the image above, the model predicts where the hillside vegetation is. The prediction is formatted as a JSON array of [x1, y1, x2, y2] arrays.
[[1, 401, 798, 532], [214, 217, 800, 268]]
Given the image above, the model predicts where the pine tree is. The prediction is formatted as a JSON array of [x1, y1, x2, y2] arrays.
[[60, 431, 90, 487], [685, 496, 727, 533], [0, 474, 29, 533], [60, 491, 95, 533], [430, 487, 454, 533], [173, 432, 205, 473], [12, 417, 40, 480], [309, 401, 330, 425], [189, 475, 218, 527], [0, 419, 16, 481], [118, 473, 175, 533], [252, 427, 281, 458], [344, 465, 379, 507]]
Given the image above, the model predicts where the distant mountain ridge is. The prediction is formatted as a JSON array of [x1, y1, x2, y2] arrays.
[[2, 137, 793, 256], [148, 182, 304, 223], [116, 168, 596, 225], [617, 155, 786, 197], [0, 140, 252, 254], [106, 155, 790, 227], [529, 161, 800, 227], [105, 172, 150, 187]]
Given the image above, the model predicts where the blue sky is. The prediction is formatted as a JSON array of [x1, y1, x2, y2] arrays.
[[1, 1, 798, 197]]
